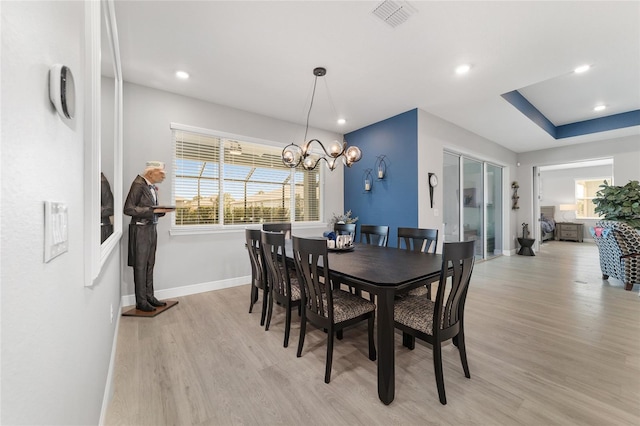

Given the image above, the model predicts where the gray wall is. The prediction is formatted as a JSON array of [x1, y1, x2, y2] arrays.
[[1, 1, 121, 424], [121, 82, 345, 304]]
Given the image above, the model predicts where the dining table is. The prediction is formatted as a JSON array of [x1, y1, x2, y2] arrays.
[[286, 240, 443, 405]]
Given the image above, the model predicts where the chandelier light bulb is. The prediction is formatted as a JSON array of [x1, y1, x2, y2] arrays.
[[328, 140, 344, 157]]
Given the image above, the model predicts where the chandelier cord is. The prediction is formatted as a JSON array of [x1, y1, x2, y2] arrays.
[[303, 74, 319, 143], [322, 78, 339, 121]]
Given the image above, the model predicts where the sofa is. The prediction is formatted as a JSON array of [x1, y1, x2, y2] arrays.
[[592, 220, 640, 291]]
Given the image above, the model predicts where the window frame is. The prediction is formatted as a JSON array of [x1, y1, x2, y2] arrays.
[[575, 177, 612, 219], [169, 122, 323, 235]]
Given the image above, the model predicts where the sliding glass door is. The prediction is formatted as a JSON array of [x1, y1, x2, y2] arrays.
[[486, 164, 503, 258], [463, 158, 484, 258], [443, 153, 460, 243], [444, 152, 503, 260]]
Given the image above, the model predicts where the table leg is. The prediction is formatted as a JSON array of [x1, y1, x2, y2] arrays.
[[377, 286, 395, 404]]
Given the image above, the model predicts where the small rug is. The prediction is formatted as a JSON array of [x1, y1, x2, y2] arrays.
[[122, 300, 179, 317]]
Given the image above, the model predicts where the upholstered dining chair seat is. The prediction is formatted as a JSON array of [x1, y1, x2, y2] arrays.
[[394, 296, 443, 335], [289, 279, 302, 301], [326, 290, 376, 323]]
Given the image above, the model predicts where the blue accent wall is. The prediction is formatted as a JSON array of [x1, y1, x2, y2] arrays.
[[344, 109, 418, 248]]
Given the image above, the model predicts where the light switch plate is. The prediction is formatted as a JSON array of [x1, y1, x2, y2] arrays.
[[44, 201, 68, 262]]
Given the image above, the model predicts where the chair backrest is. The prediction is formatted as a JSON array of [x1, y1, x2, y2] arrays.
[[245, 229, 267, 290], [433, 240, 475, 336], [595, 220, 640, 280], [292, 236, 333, 323], [334, 223, 356, 239], [597, 220, 640, 255], [397, 227, 438, 253], [261, 230, 294, 298], [360, 224, 389, 247], [263, 222, 292, 239]]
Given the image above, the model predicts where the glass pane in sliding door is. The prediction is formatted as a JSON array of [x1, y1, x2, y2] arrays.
[[486, 164, 502, 258], [463, 158, 483, 259], [443, 153, 460, 242]]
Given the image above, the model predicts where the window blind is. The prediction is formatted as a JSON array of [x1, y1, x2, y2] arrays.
[[173, 128, 320, 227]]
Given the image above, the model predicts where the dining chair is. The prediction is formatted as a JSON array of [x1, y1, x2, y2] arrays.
[[245, 229, 268, 326], [291, 236, 377, 383], [261, 230, 301, 347], [397, 227, 438, 252], [360, 224, 389, 247], [397, 227, 439, 298], [394, 240, 475, 405], [334, 223, 356, 239], [262, 222, 292, 239]]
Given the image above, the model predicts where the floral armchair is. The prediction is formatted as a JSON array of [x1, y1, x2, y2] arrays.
[[592, 220, 640, 291]]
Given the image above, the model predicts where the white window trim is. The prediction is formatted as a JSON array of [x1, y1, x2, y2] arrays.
[[169, 122, 324, 234], [575, 176, 612, 219]]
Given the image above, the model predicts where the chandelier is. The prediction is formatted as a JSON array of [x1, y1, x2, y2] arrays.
[[281, 67, 362, 171]]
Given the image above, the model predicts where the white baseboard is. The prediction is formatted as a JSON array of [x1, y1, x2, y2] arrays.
[[98, 300, 122, 426], [121, 275, 251, 307]]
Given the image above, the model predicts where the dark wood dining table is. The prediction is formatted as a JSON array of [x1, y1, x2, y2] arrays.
[[286, 240, 443, 405]]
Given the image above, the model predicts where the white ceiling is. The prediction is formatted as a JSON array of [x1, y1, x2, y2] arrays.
[[112, 0, 640, 154]]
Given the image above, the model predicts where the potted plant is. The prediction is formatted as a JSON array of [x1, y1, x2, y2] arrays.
[[328, 210, 358, 227], [593, 180, 640, 229]]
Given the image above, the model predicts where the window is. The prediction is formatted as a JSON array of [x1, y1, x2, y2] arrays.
[[173, 125, 321, 228], [576, 178, 611, 219]]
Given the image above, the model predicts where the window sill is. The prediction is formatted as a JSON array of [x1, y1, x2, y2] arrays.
[[169, 222, 328, 236]]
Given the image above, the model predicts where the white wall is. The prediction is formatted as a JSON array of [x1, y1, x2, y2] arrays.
[[517, 134, 640, 244], [417, 110, 518, 252], [121, 82, 344, 302], [1, 1, 121, 424]]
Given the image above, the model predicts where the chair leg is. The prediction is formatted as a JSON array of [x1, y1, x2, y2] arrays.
[[433, 341, 447, 405], [456, 330, 471, 378], [402, 332, 415, 350], [297, 313, 306, 358], [337, 330, 343, 340], [259, 288, 268, 326], [325, 329, 334, 383], [284, 302, 291, 347], [249, 285, 258, 313], [368, 315, 376, 361], [426, 284, 432, 301], [265, 291, 274, 331]]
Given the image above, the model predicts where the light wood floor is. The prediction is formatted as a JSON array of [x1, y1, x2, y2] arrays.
[[104, 242, 640, 425]]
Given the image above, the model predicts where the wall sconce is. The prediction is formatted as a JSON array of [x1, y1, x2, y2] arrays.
[[364, 169, 373, 192], [374, 155, 387, 179]]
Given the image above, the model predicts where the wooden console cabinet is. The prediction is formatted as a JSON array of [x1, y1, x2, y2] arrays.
[[555, 222, 584, 242]]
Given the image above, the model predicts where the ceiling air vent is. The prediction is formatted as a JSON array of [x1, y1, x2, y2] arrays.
[[372, 0, 417, 28]]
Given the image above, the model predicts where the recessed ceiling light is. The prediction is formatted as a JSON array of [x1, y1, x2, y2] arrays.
[[455, 64, 471, 75], [176, 70, 189, 79], [337, 118, 346, 125], [593, 104, 606, 112], [574, 64, 590, 74]]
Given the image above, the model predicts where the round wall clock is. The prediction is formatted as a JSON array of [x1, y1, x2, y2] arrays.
[[49, 64, 76, 119], [428, 173, 438, 208]]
